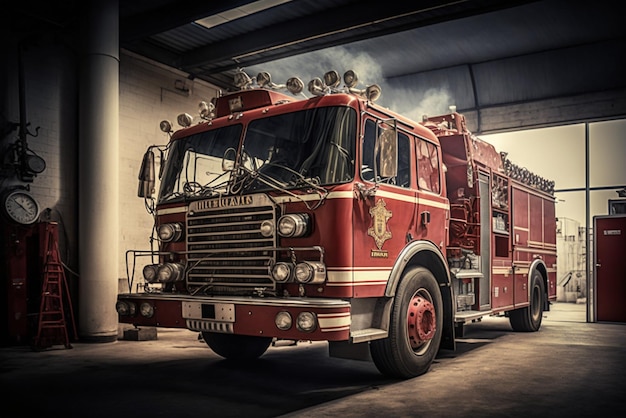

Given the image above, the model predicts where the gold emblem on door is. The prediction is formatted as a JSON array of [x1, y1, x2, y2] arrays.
[[368, 199, 392, 253]]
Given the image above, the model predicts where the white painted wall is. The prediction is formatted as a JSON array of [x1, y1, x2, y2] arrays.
[[118, 51, 220, 289]]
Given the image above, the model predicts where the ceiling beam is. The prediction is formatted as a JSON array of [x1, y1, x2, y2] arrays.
[[464, 88, 626, 134], [177, 0, 535, 70], [120, 0, 258, 41]]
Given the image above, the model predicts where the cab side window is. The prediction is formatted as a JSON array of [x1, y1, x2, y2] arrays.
[[396, 133, 410, 187], [417, 138, 441, 193], [361, 119, 410, 188]]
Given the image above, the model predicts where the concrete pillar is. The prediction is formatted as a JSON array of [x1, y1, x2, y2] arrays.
[[78, 0, 119, 342]]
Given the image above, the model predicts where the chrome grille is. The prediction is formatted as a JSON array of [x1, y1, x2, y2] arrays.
[[186, 194, 276, 294]]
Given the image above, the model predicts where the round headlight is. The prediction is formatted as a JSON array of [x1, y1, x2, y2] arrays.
[[160, 120, 172, 133], [256, 71, 271, 87], [143, 264, 159, 283], [286, 77, 304, 95], [158, 223, 183, 242], [294, 262, 314, 283], [260, 219, 274, 237], [295, 261, 326, 284], [271, 262, 293, 283], [177, 113, 193, 128], [199, 100, 214, 118], [323, 70, 341, 89], [343, 70, 358, 88], [157, 263, 185, 282], [116, 301, 136, 316], [308, 77, 325, 96], [278, 213, 310, 238], [296, 312, 317, 332], [140, 302, 154, 318], [275, 311, 292, 331], [366, 84, 382, 102]]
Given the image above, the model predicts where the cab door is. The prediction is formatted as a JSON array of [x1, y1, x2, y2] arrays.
[[353, 118, 417, 297]]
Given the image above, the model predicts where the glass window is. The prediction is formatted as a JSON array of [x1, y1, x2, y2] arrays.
[[159, 124, 243, 202], [242, 106, 356, 190], [361, 119, 410, 188], [417, 138, 441, 193]]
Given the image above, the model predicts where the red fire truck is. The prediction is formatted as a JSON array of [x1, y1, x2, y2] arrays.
[[117, 69, 557, 378]]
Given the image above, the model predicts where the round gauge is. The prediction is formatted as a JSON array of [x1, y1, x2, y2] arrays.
[[25, 154, 47, 174], [2, 189, 41, 225]]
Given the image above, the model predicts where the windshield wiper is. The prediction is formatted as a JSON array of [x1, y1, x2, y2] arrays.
[[231, 160, 329, 210], [331, 140, 352, 163]]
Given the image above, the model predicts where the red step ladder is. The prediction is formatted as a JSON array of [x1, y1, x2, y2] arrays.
[[33, 222, 78, 350]]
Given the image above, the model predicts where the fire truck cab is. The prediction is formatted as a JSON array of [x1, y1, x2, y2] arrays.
[[117, 69, 556, 379]]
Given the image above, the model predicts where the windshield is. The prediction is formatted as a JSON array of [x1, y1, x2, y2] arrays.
[[159, 124, 242, 202], [158, 106, 356, 203], [239, 106, 356, 192]]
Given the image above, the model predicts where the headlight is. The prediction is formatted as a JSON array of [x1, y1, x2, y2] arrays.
[[296, 312, 317, 332], [177, 113, 193, 128], [159, 120, 172, 133], [278, 213, 310, 237], [275, 311, 292, 331], [157, 263, 185, 282], [260, 219, 274, 237], [140, 302, 154, 318], [271, 262, 294, 283], [294, 261, 326, 284], [286, 77, 304, 95], [143, 264, 159, 283], [158, 223, 183, 242], [116, 301, 136, 316]]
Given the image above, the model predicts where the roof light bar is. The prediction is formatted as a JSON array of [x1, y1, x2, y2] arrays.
[[231, 68, 382, 101]]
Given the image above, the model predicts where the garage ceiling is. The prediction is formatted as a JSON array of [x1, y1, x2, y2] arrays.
[[8, 0, 626, 133]]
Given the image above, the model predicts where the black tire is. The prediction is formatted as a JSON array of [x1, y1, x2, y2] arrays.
[[201, 332, 272, 360], [509, 270, 545, 332], [370, 267, 443, 379]]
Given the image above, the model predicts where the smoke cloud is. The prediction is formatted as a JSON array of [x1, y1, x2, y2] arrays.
[[247, 45, 453, 122]]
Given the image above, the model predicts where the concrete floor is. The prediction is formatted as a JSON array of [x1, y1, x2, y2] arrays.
[[1, 302, 624, 417]]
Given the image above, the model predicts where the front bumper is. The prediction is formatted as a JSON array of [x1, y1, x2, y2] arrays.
[[117, 294, 351, 341]]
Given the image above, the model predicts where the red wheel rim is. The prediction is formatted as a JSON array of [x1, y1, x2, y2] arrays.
[[407, 295, 436, 350]]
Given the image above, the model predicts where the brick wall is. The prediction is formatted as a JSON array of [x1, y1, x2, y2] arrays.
[[1, 37, 220, 289], [118, 51, 219, 290]]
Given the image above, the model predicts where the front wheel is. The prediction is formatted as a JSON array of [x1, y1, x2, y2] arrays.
[[509, 270, 545, 332], [201, 332, 273, 360], [370, 267, 443, 379]]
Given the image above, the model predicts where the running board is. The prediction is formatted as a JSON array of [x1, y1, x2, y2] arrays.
[[350, 328, 388, 343], [455, 310, 489, 324]]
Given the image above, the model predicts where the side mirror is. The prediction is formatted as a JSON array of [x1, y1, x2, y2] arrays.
[[378, 128, 398, 178], [137, 149, 156, 198]]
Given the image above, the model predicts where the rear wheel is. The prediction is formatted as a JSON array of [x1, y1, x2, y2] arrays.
[[370, 267, 443, 379], [201, 332, 272, 360], [509, 270, 545, 332]]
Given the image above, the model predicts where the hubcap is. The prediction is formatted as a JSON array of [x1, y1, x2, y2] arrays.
[[407, 295, 436, 350]]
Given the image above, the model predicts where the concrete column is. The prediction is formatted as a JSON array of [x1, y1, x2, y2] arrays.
[[78, 0, 119, 342]]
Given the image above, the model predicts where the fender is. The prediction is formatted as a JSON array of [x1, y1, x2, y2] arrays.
[[528, 257, 549, 309], [386, 239, 451, 296], [383, 239, 455, 350]]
